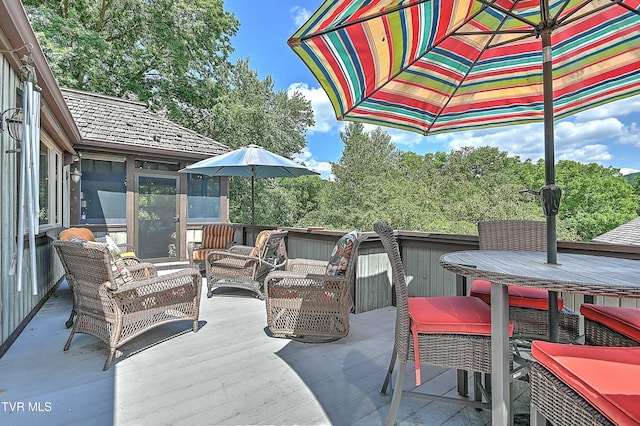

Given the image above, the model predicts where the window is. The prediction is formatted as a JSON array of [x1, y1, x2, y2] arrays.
[[80, 158, 126, 224], [38, 138, 62, 228], [187, 174, 221, 223]]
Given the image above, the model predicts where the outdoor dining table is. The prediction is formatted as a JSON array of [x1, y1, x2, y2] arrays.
[[439, 250, 640, 425]]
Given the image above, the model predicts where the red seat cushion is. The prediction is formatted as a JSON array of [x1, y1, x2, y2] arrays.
[[409, 296, 507, 335], [580, 304, 640, 343], [470, 279, 563, 310], [408, 296, 513, 385], [532, 341, 640, 425]]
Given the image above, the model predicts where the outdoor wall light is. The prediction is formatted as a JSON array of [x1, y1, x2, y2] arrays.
[[70, 168, 82, 183], [1, 107, 24, 143]]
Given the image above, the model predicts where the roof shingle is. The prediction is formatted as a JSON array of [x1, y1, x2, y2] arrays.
[[62, 88, 229, 159]]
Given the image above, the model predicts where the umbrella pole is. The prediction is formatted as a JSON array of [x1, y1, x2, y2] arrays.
[[251, 174, 256, 240], [542, 24, 560, 343]]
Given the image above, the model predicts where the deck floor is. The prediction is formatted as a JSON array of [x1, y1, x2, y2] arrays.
[[0, 280, 530, 425]]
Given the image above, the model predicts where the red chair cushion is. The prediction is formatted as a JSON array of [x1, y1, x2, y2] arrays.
[[409, 296, 507, 335], [408, 296, 513, 386], [532, 341, 640, 425], [580, 304, 640, 343], [470, 279, 563, 310]]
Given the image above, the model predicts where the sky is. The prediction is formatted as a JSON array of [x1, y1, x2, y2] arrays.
[[225, 0, 640, 180]]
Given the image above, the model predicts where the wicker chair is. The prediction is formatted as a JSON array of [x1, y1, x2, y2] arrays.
[[530, 340, 640, 425], [58, 227, 143, 328], [53, 239, 202, 370], [187, 223, 236, 271], [581, 303, 640, 347], [263, 231, 367, 342], [375, 222, 513, 425], [470, 220, 580, 341], [205, 229, 288, 299]]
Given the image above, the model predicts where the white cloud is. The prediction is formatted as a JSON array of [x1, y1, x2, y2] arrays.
[[574, 96, 640, 122], [291, 7, 312, 28], [288, 82, 344, 134], [620, 168, 640, 175], [294, 147, 334, 180]]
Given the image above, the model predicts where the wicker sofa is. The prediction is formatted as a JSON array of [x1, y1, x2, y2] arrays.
[[54, 239, 202, 370]]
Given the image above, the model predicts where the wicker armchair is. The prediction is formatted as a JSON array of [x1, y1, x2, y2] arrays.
[[470, 220, 580, 341], [264, 231, 367, 342], [205, 229, 288, 299], [530, 341, 640, 425], [58, 227, 143, 328], [53, 239, 202, 370], [375, 222, 512, 425], [187, 223, 236, 271]]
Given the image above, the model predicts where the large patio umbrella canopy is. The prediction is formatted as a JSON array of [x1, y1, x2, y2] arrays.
[[180, 144, 319, 229], [289, 0, 640, 264]]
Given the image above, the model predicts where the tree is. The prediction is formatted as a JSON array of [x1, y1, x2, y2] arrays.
[[305, 123, 401, 230], [555, 161, 639, 240], [25, 0, 239, 122], [196, 60, 316, 226]]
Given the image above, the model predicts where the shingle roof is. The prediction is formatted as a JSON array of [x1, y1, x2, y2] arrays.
[[62, 88, 229, 158], [592, 217, 640, 246]]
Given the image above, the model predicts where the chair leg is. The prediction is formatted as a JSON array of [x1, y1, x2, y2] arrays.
[[381, 345, 398, 395], [193, 320, 199, 332], [530, 403, 546, 426], [65, 306, 76, 328], [474, 372, 482, 404], [103, 348, 116, 371], [385, 361, 407, 426], [63, 329, 76, 351]]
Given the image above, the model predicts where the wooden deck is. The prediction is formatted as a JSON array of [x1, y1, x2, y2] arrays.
[[0, 280, 530, 425]]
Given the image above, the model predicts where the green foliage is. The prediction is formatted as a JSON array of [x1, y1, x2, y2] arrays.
[[25, 0, 239, 119], [301, 127, 636, 241], [555, 161, 639, 240]]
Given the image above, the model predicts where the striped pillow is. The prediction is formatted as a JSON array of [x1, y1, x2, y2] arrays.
[[201, 224, 234, 249]]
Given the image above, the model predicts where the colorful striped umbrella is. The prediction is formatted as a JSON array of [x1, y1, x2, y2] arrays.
[[289, 0, 640, 263]]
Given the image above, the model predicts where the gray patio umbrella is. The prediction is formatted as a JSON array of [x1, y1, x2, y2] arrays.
[[180, 144, 319, 234]]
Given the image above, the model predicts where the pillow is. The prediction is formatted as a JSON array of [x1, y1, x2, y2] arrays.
[[249, 230, 274, 257], [59, 227, 95, 241], [102, 235, 133, 290], [326, 231, 358, 276], [201, 224, 235, 250]]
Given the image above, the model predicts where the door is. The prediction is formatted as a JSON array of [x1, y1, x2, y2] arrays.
[[135, 174, 180, 261]]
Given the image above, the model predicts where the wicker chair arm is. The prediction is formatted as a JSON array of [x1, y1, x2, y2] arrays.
[[127, 262, 158, 279], [117, 243, 136, 253], [228, 244, 256, 256], [286, 258, 328, 274], [112, 268, 202, 296], [265, 271, 348, 288], [206, 250, 259, 265]]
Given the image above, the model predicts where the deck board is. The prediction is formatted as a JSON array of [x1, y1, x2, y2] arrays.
[[0, 280, 529, 425]]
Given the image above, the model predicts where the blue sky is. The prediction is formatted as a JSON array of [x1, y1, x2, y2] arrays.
[[225, 0, 640, 180]]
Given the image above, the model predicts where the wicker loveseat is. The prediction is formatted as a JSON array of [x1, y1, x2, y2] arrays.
[[53, 239, 202, 370], [263, 231, 366, 341]]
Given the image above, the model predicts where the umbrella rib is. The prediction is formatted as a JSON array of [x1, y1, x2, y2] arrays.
[[288, 0, 430, 45]]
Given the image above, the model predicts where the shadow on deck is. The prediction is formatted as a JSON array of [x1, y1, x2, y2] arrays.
[[0, 280, 529, 425]]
